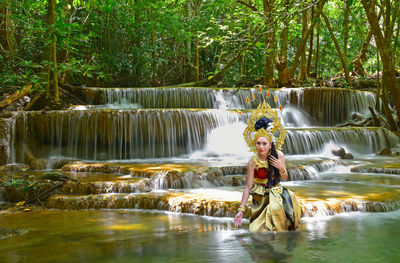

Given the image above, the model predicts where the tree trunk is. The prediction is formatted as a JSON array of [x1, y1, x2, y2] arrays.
[[352, 29, 372, 77], [393, 16, 400, 63], [275, 0, 290, 86], [321, 11, 352, 86], [276, 8, 290, 86], [343, 0, 350, 71], [151, 27, 157, 85], [133, 0, 142, 86], [195, 36, 200, 82], [362, 0, 400, 130], [306, 6, 314, 77], [298, 8, 308, 81], [315, 20, 320, 77], [0, 0, 14, 55], [263, 0, 275, 87], [290, 0, 327, 78], [46, 0, 59, 103]]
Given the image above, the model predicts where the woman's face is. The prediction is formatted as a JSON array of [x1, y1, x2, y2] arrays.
[[255, 137, 271, 156]]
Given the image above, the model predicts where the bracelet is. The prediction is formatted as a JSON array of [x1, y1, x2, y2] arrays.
[[238, 206, 246, 212], [280, 168, 287, 175]]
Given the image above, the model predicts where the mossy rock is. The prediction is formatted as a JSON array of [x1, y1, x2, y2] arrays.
[[376, 148, 392, 156], [0, 228, 28, 240]]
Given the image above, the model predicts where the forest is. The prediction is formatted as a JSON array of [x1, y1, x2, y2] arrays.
[[2, 2, 400, 260], [0, 0, 399, 129]]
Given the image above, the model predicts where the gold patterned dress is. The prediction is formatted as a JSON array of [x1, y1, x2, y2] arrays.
[[249, 167, 301, 232]]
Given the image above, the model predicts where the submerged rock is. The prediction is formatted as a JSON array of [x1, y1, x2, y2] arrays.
[[343, 153, 354, 159], [0, 228, 28, 240], [376, 148, 392, 156]]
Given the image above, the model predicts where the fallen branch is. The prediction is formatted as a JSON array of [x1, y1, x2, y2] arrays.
[[25, 182, 65, 204], [0, 85, 31, 110]]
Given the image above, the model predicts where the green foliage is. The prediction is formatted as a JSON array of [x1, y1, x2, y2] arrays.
[[0, 0, 399, 88], [1, 178, 38, 196]]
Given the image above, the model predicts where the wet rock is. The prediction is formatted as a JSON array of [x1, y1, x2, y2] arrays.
[[62, 163, 121, 173], [0, 164, 29, 172], [376, 148, 392, 156], [232, 176, 240, 186], [43, 172, 74, 182], [352, 113, 363, 122], [28, 158, 47, 170], [135, 179, 152, 192], [343, 153, 354, 159], [331, 147, 346, 158], [47, 158, 77, 169]]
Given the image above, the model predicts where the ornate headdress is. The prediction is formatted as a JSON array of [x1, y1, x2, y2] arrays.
[[243, 100, 286, 152]]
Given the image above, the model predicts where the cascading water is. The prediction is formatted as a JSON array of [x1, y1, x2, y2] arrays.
[[1, 86, 400, 263], [10, 109, 243, 161], [4, 88, 399, 207]]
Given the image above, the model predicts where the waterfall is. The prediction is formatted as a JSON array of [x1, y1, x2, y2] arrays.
[[80, 87, 376, 125], [11, 109, 243, 161], [284, 127, 398, 155]]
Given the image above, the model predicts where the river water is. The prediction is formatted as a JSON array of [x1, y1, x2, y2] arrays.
[[1, 209, 400, 263], [1, 87, 400, 262]]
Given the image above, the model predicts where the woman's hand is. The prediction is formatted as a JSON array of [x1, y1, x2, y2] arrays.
[[269, 155, 285, 171], [234, 211, 243, 227]]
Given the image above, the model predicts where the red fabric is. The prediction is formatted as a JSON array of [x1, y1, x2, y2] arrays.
[[254, 168, 268, 179]]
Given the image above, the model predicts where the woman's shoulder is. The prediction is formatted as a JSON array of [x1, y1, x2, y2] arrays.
[[277, 150, 285, 158]]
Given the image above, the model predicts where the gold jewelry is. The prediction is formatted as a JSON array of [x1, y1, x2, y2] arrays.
[[243, 101, 286, 153], [238, 206, 246, 212], [280, 168, 287, 175], [252, 155, 268, 169]]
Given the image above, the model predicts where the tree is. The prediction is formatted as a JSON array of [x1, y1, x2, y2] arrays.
[[0, 0, 14, 55], [46, 0, 59, 103], [289, 0, 327, 79], [361, 0, 400, 130], [321, 11, 352, 86]]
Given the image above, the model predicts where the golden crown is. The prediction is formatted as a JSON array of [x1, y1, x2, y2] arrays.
[[243, 100, 286, 152]]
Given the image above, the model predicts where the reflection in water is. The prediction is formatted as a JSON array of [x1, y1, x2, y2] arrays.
[[1, 210, 400, 263], [236, 231, 301, 263]]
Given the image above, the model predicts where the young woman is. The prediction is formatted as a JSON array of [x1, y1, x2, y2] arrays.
[[234, 103, 301, 232]]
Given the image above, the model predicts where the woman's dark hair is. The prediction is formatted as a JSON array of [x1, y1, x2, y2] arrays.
[[254, 117, 280, 187]]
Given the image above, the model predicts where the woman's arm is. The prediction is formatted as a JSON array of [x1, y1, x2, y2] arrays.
[[234, 159, 254, 227], [269, 150, 288, 181]]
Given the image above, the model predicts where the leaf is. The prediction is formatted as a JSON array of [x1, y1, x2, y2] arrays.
[[16, 201, 26, 206]]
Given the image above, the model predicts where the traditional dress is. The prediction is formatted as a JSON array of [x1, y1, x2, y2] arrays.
[[249, 167, 301, 232]]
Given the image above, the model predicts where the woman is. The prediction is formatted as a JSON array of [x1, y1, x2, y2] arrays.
[[234, 102, 301, 232]]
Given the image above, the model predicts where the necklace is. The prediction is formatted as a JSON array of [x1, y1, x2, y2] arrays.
[[252, 155, 269, 169]]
